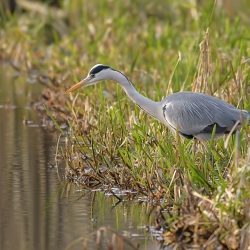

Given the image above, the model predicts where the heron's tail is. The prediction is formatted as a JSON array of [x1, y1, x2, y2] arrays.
[[242, 110, 250, 125]]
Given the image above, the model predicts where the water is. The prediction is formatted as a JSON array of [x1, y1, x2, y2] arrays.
[[0, 66, 159, 250]]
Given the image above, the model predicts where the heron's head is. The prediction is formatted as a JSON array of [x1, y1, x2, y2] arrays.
[[65, 64, 112, 94]]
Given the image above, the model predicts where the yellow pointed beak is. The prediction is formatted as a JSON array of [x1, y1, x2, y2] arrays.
[[64, 78, 89, 94]]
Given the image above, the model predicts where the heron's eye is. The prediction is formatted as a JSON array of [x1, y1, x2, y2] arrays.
[[89, 74, 95, 78]]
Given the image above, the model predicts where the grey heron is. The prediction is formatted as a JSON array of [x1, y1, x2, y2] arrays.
[[65, 64, 250, 142]]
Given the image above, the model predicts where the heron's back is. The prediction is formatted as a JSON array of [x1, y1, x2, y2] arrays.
[[161, 91, 250, 139]]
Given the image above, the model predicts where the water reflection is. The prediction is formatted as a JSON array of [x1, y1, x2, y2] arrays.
[[0, 67, 156, 250]]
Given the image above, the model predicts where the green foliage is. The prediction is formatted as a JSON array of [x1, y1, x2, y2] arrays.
[[1, 0, 250, 248]]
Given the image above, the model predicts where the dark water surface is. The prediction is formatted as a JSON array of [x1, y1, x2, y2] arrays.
[[0, 67, 159, 250]]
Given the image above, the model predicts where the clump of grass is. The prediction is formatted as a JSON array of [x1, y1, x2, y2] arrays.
[[155, 142, 250, 249]]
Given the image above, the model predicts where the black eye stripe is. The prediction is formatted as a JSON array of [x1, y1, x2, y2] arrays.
[[89, 65, 110, 75]]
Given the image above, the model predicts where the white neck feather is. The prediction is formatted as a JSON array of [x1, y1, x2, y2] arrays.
[[108, 70, 163, 122]]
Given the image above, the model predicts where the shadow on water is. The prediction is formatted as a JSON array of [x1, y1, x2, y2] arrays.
[[0, 66, 159, 250]]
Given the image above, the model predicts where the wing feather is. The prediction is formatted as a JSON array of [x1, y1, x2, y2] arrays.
[[161, 92, 249, 136]]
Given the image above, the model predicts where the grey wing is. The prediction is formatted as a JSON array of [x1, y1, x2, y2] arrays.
[[161, 92, 250, 136]]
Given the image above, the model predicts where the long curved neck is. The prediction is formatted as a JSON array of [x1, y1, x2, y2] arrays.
[[110, 70, 160, 120]]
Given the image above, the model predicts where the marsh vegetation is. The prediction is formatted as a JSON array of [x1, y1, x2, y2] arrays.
[[1, 0, 250, 249]]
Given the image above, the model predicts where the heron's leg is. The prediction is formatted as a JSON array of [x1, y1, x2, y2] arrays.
[[192, 139, 197, 155], [192, 138, 208, 154], [192, 139, 214, 164], [199, 139, 208, 151], [200, 139, 214, 165]]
